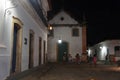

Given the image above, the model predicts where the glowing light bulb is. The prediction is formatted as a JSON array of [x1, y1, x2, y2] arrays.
[[58, 39, 62, 44]]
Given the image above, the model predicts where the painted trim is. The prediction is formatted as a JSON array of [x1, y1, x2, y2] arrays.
[[10, 16, 23, 74], [12, 16, 23, 25], [0, 44, 6, 48], [18, 0, 48, 32]]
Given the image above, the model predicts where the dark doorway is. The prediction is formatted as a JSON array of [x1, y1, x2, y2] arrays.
[[11, 24, 19, 73], [11, 23, 21, 73], [57, 42, 69, 62], [43, 40, 46, 64], [39, 37, 42, 65], [29, 30, 34, 69]]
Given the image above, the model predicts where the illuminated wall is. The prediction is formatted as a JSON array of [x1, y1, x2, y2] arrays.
[[0, 0, 49, 80], [48, 11, 83, 62], [89, 40, 120, 61], [0, 0, 5, 44]]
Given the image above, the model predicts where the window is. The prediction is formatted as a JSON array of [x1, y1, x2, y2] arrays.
[[115, 46, 120, 57], [72, 28, 79, 37]]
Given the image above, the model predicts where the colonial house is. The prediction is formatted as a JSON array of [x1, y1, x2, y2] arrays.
[[0, 0, 50, 80], [88, 40, 120, 63], [48, 10, 87, 62]]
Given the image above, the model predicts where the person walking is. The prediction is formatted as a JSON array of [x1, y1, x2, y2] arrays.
[[75, 53, 80, 64], [63, 53, 67, 62], [68, 54, 72, 63], [93, 54, 97, 67]]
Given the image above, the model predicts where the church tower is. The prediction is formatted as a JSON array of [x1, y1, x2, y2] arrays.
[[80, 13, 88, 62], [82, 13, 87, 54]]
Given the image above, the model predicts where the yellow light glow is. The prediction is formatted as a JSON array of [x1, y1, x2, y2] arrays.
[[49, 26, 53, 30], [48, 24, 53, 30]]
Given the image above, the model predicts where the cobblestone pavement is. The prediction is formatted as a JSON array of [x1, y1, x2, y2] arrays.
[[20, 63, 120, 80]]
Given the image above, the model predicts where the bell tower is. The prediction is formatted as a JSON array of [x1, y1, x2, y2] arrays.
[[82, 13, 87, 54]]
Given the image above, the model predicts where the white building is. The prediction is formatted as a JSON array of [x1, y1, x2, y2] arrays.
[[48, 10, 87, 62], [88, 40, 120, 62], [0, 0, 50, 80]]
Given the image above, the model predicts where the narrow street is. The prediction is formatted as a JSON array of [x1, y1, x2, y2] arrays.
[[19, 63, 120, 80]]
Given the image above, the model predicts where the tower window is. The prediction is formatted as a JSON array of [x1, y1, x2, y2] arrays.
[[72, 28, 79, 37]]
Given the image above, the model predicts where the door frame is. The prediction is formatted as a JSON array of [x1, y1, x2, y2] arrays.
[[10, 16, 23, 74]]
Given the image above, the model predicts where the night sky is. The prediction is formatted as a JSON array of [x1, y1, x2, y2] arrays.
[[48, 0, 120, 46]]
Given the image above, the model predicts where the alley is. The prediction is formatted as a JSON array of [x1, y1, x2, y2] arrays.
[[18, 63, 120, 80]]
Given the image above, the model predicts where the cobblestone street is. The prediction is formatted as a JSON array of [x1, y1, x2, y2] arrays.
[[18, 63, 120, 80]]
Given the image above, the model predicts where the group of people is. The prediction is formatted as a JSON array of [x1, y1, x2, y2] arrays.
[[62, 53, 81, 64], [88, 54, 97, 66], [63, 52, 97, 66], [63, 53, 72, 63]]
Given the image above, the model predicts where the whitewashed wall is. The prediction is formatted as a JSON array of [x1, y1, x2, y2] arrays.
[[0, 0, 48, 80], [48, 11, 82, 62], [104, 40, 120, 61], [91, 40, 120, 61], [49, 11, 78, 24], [41, 0, 50, 16], [0, 0, 5, 44]]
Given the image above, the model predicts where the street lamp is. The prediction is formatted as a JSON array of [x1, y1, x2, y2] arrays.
[[58, 36, 62, 44], [48, 24, 53, 30], [58, 39, 62, 44]]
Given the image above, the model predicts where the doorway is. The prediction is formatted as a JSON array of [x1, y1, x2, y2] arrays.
[[11, 24, 19, 73], [39, 37, 42, 65], [43, 40, 46, 64], [11, 16, 23, 74], [57, 42, 69, 62], [29, 30, 34, 69]]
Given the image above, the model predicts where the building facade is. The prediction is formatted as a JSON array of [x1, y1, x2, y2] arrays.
[[0, 0, 50, 80], [48, 11, 87, 62], [88, 40, 120, 63]]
